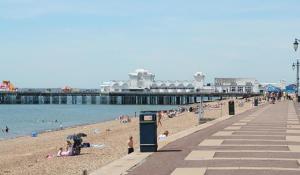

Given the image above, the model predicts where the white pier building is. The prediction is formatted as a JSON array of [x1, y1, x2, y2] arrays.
[[100, 69, 261, 94], [100, 69, 213, 93]]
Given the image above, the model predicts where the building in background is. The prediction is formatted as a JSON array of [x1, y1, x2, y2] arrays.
[[214, 78, 260, 93], [100, 69, 262, 94], [100, 69, 212, 93]]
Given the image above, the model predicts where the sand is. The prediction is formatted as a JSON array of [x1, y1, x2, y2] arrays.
[[0, 98, 259, 175]]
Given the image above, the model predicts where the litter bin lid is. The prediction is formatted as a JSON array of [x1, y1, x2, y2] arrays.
[[140, 111, 159, 114]]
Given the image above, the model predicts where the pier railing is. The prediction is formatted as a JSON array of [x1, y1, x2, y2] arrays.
[[0, 90, 261, 105]]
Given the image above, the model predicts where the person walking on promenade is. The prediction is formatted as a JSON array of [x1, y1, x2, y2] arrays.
[[128, 136, 134, 154], [157, 111, 163, 127]]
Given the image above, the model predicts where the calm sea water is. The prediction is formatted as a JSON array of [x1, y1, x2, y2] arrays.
[[0, 105, 176, 139]]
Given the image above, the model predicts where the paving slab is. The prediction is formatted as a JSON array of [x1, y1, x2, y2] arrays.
[[197, 146, 290, 151], [224, 126, 241, 130], [199, 139, 224, 146], [286, 136, 300, 141], [185, 151, 215, 160], [171, 168, 206, 175], [212, 131, 233, 136], [287, 130, 300, 134], [288, 145, 300, 151], [205, 169, 300, 175]]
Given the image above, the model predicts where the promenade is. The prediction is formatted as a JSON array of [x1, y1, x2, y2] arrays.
[[127, 100, 300, 175]]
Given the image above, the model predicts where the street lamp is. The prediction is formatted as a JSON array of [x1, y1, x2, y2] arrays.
[[293, 38, 300, 102]]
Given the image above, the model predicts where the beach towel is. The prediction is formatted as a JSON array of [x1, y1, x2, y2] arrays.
[[91, 144, 105, 149]]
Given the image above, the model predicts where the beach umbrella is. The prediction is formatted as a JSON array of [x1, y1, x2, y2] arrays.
[[67, 134, 77, 140], [265, 84, 281, 93], [76, 133, 87, 137], [285, 84, 296, 93], [67, 133, 87, 140]]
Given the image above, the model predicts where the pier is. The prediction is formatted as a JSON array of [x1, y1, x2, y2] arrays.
[[0, 91, 260, 105]]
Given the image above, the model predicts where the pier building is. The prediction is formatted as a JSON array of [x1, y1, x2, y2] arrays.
[[100, 69, 212, 93], [214, 78, 260, 93]]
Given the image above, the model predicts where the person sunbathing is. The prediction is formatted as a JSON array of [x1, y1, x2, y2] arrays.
[[57, 141, 73, 157], [46, 141, 73, 159]]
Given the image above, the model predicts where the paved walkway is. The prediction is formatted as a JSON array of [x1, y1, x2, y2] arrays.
[[127, 101, 300, 175]]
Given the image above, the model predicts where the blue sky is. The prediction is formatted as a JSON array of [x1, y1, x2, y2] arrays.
[[1, 0, 300, 88]]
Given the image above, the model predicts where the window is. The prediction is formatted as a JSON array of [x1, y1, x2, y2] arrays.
[[230, 86, 236, 92], [238, 86, 243, 92], [245, 86, 252, 93]]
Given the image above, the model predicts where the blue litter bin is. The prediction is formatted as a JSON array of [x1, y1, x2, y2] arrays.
[[139, 111, 158, 152]]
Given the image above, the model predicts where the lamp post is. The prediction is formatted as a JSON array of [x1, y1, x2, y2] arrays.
[[293, 38, 300, 102]]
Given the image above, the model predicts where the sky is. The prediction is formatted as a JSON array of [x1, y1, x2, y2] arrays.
[[1, 0, 300, 88]]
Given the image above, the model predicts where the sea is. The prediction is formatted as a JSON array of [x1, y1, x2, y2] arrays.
[[0, 105, 177, 140]]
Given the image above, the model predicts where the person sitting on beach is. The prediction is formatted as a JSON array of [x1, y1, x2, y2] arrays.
[[57, 141, 73, 157], [158, 130, 169, 141], [128, 136, 134, 154]]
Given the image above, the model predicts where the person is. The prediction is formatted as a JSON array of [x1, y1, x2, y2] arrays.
[[127, 136, 134, 154], [157, 111, 163, 127], [158, 130, 169, 141], [5, 126, 9, 133], [57, 141, 73, 157]]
